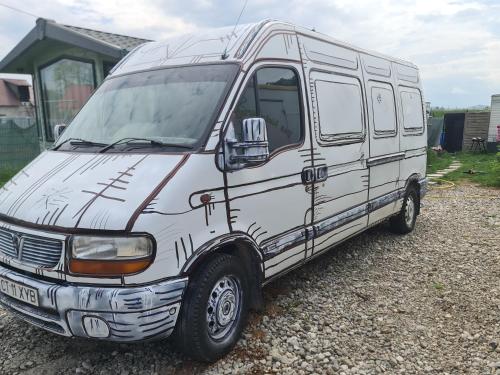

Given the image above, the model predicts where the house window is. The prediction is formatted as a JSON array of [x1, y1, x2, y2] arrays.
[[18, 86, 30, 102], [233, 67, 303, 153], [40, 58, 95, 140]]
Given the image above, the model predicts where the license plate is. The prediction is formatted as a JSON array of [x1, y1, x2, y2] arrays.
[[0, 277, 39, 307]]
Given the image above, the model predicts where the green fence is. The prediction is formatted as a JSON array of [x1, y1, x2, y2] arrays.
[[0, 117, 40, 170]]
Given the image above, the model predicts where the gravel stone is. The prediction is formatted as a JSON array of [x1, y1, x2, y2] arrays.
[[0, 184, 499, 374]]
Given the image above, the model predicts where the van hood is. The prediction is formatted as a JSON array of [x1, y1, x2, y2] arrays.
[[0, 151, 187, 231]]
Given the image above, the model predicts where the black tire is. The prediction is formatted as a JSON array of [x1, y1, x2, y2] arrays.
[[389, 186, 419, 234], [173, 253, 249, 362]]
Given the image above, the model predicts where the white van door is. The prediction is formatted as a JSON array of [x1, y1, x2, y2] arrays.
[[224, 63, 315, 278], [306, 70, 370, 257], [361, 55, 403, 224]]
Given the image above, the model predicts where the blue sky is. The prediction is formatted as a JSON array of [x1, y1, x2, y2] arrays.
[[0, 0, 499, 108]]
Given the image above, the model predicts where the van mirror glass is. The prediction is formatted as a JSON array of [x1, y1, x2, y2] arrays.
[[224, 117, 269, 169], [54, 124, 67, 140]]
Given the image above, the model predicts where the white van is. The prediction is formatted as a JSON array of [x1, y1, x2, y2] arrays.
[[0, 20, 427, 361]]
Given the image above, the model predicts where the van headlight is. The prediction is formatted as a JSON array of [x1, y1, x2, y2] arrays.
[[69, 235, 154, 276]]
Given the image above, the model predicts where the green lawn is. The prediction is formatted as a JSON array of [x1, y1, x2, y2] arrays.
[[426, 150, 454, 174], [447, 152, 500, 188], [427, 150, 500, 188]]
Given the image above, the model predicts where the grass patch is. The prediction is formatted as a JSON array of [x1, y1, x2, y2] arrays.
[[0, 168, 19, 187], [427, 150, 454, 174], [446, 152, 500, 188], [432, 281, 445, 291]]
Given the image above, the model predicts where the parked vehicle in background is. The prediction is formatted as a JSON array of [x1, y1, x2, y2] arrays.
[[0, 20, 427, 362]]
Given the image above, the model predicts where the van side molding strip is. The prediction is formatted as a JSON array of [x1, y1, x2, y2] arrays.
[[262, 188, 408, 262], [366, 152, 405, 167]]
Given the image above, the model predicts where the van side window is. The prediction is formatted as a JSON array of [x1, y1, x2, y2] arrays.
[[371, 83, 397, 136], [314, 78, 364, 143], [399, 87, 424, 131], [233, 67, 302, 153]]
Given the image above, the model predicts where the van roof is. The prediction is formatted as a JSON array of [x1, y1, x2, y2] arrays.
[[110, 20, 417, 77]]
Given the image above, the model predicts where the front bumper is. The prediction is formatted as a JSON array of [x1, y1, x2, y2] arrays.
[[0, 263, 187, 342]]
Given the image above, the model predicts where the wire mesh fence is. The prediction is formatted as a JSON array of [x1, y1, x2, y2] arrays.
[[0, 117, 40, 171]]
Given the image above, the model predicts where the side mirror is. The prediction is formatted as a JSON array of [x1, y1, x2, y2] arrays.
[[225, 118, 270, 169], [54, 124, 67, 140]]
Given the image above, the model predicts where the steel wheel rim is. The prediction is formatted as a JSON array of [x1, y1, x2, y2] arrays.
[[405, 195, 415, 227], [206, 275, 242, 341]]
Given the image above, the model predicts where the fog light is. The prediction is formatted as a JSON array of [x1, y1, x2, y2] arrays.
[[82, 316, 110, 338]]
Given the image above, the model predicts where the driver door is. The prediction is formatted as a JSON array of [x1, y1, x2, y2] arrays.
[[224, 63, 315, 279]]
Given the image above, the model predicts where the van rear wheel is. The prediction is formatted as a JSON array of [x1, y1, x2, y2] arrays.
[[389, 186, 418, 234], [173, 253, 249, 362]]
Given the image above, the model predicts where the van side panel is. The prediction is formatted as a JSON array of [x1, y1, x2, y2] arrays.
[[298, 35, 369, 256], [361, 54, 403, 225], [394, 62, 427, 188]]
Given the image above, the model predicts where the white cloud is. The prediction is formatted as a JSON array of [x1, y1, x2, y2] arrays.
[[0, 0, 498, 107], [451, 86, 467, 95]]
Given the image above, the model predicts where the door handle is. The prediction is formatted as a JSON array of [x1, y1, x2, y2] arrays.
[[301, 167, 315, 184], [316, 165, 328, 182]]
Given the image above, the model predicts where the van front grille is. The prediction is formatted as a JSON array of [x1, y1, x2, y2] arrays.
[[0, 228, 63, 268], [0, 229, 18, 258]]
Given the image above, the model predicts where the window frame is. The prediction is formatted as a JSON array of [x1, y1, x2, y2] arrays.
[[312, 73, 366, 146], [369, 80, 398, 138], [103, 61, 116, 78], [398, 85, 425, 136], [38, 56, 97, 142], [231, 64, 306, 157]]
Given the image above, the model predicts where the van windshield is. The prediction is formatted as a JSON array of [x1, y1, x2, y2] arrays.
[[55, 64, 239, 152]]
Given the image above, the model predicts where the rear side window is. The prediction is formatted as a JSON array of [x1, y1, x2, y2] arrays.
[[371, 82, 397, 136], [315, 77, 364, 143], [233, 67, 302, 153], [400, 87, 424, 131]]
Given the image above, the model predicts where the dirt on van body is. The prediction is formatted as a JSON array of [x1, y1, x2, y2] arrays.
[[0, 183, 499, 375]]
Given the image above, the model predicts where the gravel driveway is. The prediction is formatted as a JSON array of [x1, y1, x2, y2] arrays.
[[1, 183, 499, 375]]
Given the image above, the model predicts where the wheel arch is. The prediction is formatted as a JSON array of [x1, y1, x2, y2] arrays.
[[404, 173, 422, 214], [181, 232, 265, 311]]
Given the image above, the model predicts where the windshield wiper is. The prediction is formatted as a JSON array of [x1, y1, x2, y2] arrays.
[[52, 138, 108, 151], [99, 137, 194, 153]]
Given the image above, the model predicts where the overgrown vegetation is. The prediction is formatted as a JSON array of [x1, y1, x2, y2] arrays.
[[0, 168, 19, 187]]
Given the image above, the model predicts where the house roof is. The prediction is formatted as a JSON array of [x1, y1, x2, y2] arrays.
[[0, 79, 31, 106], [0, 18, 151, 74]]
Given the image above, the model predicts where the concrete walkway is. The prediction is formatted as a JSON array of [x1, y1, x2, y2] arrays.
[[427, 158, 461, 185]]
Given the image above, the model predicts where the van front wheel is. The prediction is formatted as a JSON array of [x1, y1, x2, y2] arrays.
[[173, 253, 249, 362], [389, 187, 418, 234]]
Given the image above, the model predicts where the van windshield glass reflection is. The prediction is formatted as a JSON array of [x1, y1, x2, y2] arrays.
[[55, 64, 239, 152]]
